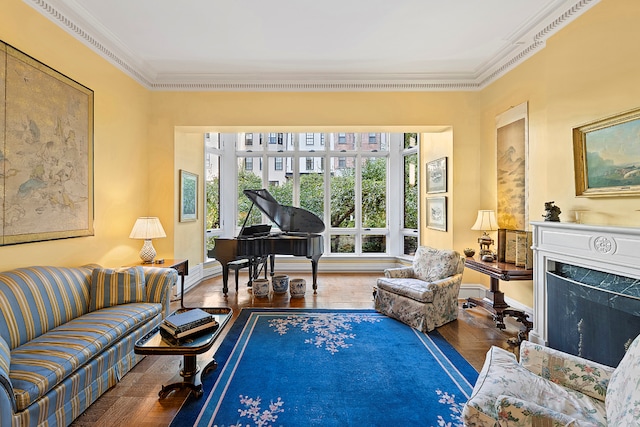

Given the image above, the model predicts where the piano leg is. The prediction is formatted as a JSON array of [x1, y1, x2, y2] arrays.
[[221, 266, 229, 297], [311, 255, 321, 294]]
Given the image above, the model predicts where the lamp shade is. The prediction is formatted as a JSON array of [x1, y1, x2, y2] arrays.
[[129, 217, 166, 240], [471, 210, 499, 231]]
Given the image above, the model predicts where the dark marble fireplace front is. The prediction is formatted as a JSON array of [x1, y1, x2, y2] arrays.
[[547, 262, 640, 366]]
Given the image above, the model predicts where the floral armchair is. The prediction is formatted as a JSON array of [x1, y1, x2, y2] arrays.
[[374, 246, 465, 332], [462, 334, 640, 426]]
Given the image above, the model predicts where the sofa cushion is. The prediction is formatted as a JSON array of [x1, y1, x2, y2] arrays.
[[9, 302, 160, 411], [0, 266, 94, 349], [462, 346, 607, 427], [90, 267, 146, 311], [606, 334, 640, 425], [412, 246, 460, 283], [376, 278, 434, 303]]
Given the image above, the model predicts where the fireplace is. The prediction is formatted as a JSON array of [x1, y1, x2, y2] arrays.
[[531, 221, 640, 366]]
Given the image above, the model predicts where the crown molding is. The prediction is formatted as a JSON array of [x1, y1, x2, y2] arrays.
[[23, 0, 599, 92]]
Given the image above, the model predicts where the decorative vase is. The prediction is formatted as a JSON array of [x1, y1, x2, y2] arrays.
[[289, 278, 306, 298], [272, 275, 289, 294], [252, 279, 270, 298], [463, 248, 476, 257]]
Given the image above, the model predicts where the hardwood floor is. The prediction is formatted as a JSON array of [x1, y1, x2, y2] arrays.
[[70, 271, 521, 427]]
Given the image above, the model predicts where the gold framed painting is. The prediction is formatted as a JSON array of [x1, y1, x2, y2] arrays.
[[573, 107, 640, 197], [1, 42, 94, 245]]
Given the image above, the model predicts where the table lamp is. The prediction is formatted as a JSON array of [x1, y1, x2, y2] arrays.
[[471, 210, 499, 261], [129, 217, 166, 263]]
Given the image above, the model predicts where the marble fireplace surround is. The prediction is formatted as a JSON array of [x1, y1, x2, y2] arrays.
[[530, 220, 640, 345]]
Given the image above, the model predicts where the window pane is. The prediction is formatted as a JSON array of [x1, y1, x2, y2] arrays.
[[205, 152, 220, 229], [267, 157, 292, 208], [363, 235, 386, 253], [330, 235, 355, 253], [330, 156, 355, 228], [404, 132, 418, 149], [204, 132, 219, 149], [404, 153, 418, 229], [363, 132, 388, 152], [300, 157, 324, 221], [237, 157, 262, 227], [362, 157, 386, 228], [404, 235, 418, 256], [330, 132, 353, 150]]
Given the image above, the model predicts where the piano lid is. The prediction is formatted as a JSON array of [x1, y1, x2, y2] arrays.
[[243, 189, 325, 234]]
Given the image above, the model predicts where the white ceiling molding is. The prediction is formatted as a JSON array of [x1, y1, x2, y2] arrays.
[[23, 0, 599, 92]]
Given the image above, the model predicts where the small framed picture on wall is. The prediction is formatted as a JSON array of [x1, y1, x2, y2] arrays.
[[426, 196, 447, 231], [426, 157, 447, 193], [179, 170, 198, 222]]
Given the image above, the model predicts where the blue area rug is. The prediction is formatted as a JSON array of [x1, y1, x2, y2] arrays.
[[171, 308, 478, 427]]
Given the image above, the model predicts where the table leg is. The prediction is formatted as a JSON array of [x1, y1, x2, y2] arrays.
[[463, 277, 531, 339], [158, 354, 219, 399]]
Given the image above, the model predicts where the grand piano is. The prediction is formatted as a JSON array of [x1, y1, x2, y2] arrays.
[[209, 189, 325, 296]]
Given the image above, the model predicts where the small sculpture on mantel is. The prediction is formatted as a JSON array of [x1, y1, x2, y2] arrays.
[[543, 201, 561, 222]]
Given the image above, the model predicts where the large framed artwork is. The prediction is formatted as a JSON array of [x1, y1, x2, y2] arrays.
[[496, 102, 528, 230], [180, 170, 198, 222], [1, 42, 94, 245], [573, 107, 640, 197], [426, 157, 447, 193], [426, 196, 447, 231]]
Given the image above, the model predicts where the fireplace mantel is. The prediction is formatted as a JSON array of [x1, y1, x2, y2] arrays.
[[530, 221, 640, 344]]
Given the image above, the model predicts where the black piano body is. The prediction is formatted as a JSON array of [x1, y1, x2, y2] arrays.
[[209, 189, 325, 296]]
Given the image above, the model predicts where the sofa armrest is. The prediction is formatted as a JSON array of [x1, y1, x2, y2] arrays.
[[519, 340, 614, 402], [0, 335, 16, 420], [383, 267, 414, 278], [426, 273, 463, 292], [143, 267, 178, 319], [496, 395, 579, 426]]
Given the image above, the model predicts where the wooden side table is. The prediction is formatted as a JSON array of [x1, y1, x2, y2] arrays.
[[463, 256, 533, 342]]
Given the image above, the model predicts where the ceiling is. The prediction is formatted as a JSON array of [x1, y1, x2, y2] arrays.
[[25, 0, 598, 91]]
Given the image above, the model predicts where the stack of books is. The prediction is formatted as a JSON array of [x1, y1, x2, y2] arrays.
[[160, 308, 218, 343]]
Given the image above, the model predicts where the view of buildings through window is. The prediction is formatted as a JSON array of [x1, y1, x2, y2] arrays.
[[205, 132, 418, 257]]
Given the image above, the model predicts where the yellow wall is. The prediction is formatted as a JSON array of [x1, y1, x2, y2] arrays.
[[0, 0, 152, 271], [1, 0, 639, 310], [477, 0, 640, 306]]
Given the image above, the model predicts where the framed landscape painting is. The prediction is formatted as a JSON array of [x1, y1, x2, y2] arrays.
[[426, 196, 447, 231], [573, 107, 640, 197]]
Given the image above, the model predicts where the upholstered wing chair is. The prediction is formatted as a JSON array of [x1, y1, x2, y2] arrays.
[[462, 333, 640, 426], [374, 246, 465, 332]]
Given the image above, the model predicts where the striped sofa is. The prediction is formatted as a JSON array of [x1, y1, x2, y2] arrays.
[[0, 264, 177, 427]]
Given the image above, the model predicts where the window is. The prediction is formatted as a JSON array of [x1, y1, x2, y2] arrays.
[[208, 131, 421, 258], [402, 133, 419, 256]]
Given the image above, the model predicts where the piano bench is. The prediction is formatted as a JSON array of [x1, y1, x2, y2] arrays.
[[228, 259, 251, 293]]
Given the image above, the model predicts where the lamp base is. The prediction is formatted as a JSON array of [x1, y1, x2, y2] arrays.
[[139, 239, 156, 264]]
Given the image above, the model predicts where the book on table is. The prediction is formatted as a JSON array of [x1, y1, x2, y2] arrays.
[[161, 308, 218, 340]]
